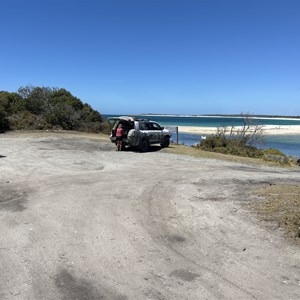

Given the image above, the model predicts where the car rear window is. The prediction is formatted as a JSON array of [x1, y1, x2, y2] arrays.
[[139, 122, 146, 130]]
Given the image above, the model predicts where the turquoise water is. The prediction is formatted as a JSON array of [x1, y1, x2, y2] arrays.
[[136, 115, 300, 127], [262, 135, 300, 157], [105, 114, 300, 127], [178, 132, 300, 157], [104, 114, 300, 157]]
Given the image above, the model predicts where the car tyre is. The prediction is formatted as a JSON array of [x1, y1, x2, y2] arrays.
[[161, 136, 170, 148], [139, 139, 149, 152]]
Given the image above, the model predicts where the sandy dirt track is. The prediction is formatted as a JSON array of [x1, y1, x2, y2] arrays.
[[1, 132, 300, 300]]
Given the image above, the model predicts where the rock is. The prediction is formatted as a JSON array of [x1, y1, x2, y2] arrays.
[[263, 154, 289, 164], [280, 156, 289, 164], [288, 156, 300, 166]]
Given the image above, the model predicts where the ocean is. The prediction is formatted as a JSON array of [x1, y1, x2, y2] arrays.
[[104, 114, 300, 157]]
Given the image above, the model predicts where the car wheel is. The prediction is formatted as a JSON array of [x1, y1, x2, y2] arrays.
[[161, 136, 170, 148], [139, 139, 149, 152]]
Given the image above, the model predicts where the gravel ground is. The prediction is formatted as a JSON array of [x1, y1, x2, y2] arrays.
[[1, 131, 300, 300]]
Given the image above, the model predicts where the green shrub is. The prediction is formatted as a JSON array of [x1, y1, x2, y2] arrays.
[[199, 116, 284, 159], [45, 103, 81, 130], [98, 120, 114, 134], [0, 110, 9, 131], [8, 111, 52, 130], [200, 136, 263, 158], [200, 136, 227, 150], [263, 148, 285, 156], [0, 86, 106, 133]]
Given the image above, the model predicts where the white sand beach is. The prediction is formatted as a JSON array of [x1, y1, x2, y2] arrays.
[[178, 124, 300, 135]]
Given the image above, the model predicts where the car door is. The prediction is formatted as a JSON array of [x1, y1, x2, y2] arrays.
[[144, 122, 155, 144], [149, 122, 162, 144]]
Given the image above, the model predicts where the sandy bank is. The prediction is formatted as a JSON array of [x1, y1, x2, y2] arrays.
[[178, 125, 300, 135]]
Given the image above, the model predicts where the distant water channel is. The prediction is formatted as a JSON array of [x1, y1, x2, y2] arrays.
[[104, 115, 300, 158], [136, 115, 300, 127], [177, 132, 300, 158]]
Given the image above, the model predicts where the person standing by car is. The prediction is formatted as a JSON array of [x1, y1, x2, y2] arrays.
[[116, 124, 123, 151]]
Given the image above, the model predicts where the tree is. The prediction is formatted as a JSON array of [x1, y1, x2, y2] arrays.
[[0, 91, 25, 115], [49, 89, 84, 111], [18, 86, 52, 115], [81, 103, 103, 123], [1, 85, 105, 132], [46, 103, 81, 130], [0, 91, 23, 130], [0, 109, 9, 130]]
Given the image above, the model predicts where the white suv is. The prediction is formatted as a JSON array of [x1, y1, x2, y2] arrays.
[[109, 116, 172, 152]]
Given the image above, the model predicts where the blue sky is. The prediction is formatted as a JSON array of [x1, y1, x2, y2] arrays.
[[1, 0, 299, 115]]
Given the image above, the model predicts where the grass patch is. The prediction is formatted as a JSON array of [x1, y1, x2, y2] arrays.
[[262, 148, 285, 156], [251, 184, 300, 242], [163, 144, 294, 167]]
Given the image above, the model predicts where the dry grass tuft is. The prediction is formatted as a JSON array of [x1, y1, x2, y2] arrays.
[[252, 184, 300, 241]]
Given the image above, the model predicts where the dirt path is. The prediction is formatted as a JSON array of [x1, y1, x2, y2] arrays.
[[1, 132, 300, 299]]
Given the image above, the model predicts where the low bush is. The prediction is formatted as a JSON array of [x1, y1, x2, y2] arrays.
[[199, 136, 226, 150], [0, 111, 9, 131], [263, 148, 285, 156], [8, 111, 52, 130], [199, 136, 263, 158], [197, 115, 289, 159], [77, 121, 112, 133]]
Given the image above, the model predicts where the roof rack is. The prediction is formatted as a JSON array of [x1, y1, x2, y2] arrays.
[[135, 118, 149, 121]]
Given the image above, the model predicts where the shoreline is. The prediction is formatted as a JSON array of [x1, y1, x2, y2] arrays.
[[177, 125, 300, 135], [140, 114, 300, 121]]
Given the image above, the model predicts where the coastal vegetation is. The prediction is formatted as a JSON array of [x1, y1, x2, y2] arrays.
[[162, 115, 298, 165], [0, 86, 110, 133], [165, 143, 293, 166], [200, 136, 263, 158], [197, 115, 289, 161]]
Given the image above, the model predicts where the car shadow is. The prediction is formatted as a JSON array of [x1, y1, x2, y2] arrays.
[[147, 145, 163, 152], [120, 145, 163, 153]]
